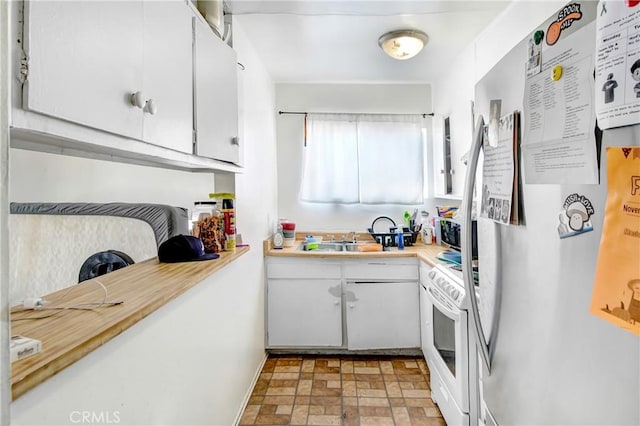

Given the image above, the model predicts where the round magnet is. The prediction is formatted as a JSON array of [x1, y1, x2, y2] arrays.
[[551, 65, 563, 81]]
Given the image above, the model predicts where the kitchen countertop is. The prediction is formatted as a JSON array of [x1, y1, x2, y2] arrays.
[[263, 232, 449, 267], [10, 246, 249, 400]]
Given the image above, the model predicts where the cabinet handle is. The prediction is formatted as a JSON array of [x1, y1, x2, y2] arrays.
[[231, 137, 240, 146], [348, 303, 355, 309], [333, 300, 340, 306], [145, 99, 158, 115], [130, 91, 146, 109]]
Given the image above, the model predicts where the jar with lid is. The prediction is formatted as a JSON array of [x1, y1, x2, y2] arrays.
[[419, 211, 432, 245], [209, 192, 236, 252], [192, 201, 217, 222]]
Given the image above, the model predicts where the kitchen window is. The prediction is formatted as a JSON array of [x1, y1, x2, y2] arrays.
[[300, 113, 425, 204]]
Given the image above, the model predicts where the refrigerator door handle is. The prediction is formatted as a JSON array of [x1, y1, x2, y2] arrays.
[[461, 115, 492, 373]]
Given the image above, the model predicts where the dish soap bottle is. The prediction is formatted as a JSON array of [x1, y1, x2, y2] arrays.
[[397, 227, 404, 251], [273, 223, 284, 249]]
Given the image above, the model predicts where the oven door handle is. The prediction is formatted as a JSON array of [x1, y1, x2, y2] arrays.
[[426, 286, 461, 321]]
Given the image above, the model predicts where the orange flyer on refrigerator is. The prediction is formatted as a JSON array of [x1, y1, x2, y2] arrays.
[[590, 147, 640, 335]]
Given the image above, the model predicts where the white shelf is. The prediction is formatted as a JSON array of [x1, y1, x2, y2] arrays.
[[433, 193, 462, 201], [10, 127, 243, 174]]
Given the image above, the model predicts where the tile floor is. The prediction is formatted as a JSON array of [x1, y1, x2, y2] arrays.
[[238, 355, 445, 426]]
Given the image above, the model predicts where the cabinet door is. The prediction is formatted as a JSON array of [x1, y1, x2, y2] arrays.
[[194, 17, 239, 164], [142, 1, 193, 153], [346, 282, 420, 350], [23, 0, 143, 139], [267, 279, 342, 347]]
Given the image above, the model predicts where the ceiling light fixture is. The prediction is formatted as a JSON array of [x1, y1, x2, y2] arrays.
[[378, 29, 428, 61]]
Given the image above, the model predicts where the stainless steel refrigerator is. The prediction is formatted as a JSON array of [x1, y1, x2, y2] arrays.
[[462, 2, 640, 424]]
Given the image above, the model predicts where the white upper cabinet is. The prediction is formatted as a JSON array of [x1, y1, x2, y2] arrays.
[[23, 0, 144, 140], [194, 16, 240, 164], [16, 0, 242, 171], [142, 1, 193, 153], [22, 0, 195, 155]]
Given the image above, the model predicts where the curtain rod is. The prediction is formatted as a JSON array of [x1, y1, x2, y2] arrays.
[[278, 110, 434, 118]]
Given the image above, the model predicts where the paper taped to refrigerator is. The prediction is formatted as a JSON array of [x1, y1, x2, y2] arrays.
[[595, 1, 640, 130], [590, 147, 640, 335], [522, 2, 599, 184]]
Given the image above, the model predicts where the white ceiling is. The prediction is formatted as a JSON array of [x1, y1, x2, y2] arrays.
[[228, 0, 511, 83]]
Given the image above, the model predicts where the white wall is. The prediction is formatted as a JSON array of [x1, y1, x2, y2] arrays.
[[234, 20, 279, 241], [276, 83, 436, 233], [9, 150, 216, 207], [0, 0, 11, 422], [431, 0, 568, 196], [10, 15, 277, 426]]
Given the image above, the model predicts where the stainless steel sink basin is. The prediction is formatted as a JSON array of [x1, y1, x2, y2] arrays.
[[298, 242, 365, 252]]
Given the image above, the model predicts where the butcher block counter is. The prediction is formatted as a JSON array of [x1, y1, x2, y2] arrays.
[[263, 232, 446, 267], [10, 246, 249, 400]]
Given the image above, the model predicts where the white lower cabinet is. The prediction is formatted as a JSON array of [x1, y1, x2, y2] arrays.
[[345, 281, 420, 350], [266, 257, 420, 350], [267, 279, 342, 347]]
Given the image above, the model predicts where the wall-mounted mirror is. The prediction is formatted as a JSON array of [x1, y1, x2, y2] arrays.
[[443, 116, 453, 194]]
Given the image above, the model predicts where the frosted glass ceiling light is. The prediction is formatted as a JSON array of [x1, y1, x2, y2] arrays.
[[378, 30, 428, 60]]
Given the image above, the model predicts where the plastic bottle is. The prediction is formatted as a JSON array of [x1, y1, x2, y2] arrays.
[[433, 217, 442, 245], [420, 211, 432, 245], [221, 198, 236, 252], [397, 227, 405, 250], [272, 223, 284, 249]]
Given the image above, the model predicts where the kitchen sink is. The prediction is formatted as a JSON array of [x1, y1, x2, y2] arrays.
[[298, 242, 375, 252]]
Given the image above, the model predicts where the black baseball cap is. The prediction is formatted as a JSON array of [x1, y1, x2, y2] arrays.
[[158, 235, 220, 263]]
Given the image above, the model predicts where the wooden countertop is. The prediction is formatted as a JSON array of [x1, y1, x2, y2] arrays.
[[10, 246, 249, 400], [263, 232, 448, 267]]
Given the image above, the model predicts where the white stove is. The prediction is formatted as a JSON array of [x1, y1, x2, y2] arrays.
[[426, 265, 466, 308], [421, 264, 479, 426]]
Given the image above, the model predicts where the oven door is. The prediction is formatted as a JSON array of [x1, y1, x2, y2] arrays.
[[424, 283, 469, 412]]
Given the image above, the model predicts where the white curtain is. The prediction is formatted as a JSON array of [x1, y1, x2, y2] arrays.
[[300, 113, 424, 204]]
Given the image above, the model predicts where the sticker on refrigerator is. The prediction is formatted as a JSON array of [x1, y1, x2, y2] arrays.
[[557, 193, 594, 238], [595, 0, 640, 130], [590, 147, 640, 335]]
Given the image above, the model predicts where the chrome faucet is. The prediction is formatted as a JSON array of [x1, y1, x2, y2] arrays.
[[347, 232, 357, 243]]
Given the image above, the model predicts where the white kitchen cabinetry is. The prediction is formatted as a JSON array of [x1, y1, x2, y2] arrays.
[[22, 0, 193, 154], [344, 259, 420, 350], [267, 279, 342, 347], [194, 16, 240, 164], [23, 1, 143, 140], [345, 281, 420, 350], [265, 257, 421, 351], [141, 1, 193, 153], [266, 260, 342, 347]]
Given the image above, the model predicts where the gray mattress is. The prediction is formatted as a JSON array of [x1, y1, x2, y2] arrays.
[[10, 202, 189, 246]]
